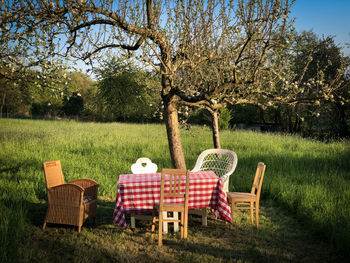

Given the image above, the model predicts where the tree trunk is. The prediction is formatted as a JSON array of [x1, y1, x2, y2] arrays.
[[211, 110, 221, 149], [0, 92, 5, 119], [163, 94, 186, 169]]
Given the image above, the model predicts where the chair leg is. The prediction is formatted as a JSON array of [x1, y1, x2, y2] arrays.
[[201, 208, 207, 226], [173, 212, 179, 232], [131, 213, 136, 228], [250, 202, 254, 225], [151, 215, 156, 243], [162, 211, 168, 234], [158, 210, 163, 247], [230, 202, 234, 229], [180, 212, 184, 239], [255, 201, 259, 228], [78, 225, 82, 233], [184, 211, 188, 240], [43, 210, 49, 231]]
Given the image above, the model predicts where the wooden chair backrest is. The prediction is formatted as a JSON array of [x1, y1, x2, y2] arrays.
[[43, 160, 65, 189], [160, 169, 190, 210], [250, 162, 266, 199]]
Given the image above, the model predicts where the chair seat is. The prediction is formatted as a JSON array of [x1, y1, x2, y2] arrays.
[[154, 203, 185, 212], [227, 192, 257, 201]]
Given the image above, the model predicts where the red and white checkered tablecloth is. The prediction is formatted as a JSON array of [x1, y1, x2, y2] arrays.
[[113, 171, 232, 229]]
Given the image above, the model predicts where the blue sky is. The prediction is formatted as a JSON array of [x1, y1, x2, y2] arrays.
[[291, 0, 350, 56]]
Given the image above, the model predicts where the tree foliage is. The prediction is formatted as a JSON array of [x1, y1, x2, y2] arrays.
[[63, 92, 84, 116], [0, 1, 68, 98], [227, 31, 350, 138], [95, 57, 161, 122], [268, 31, 350, 137], [2, 0, 296, 168]]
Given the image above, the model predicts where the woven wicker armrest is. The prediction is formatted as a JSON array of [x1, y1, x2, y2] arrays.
[[48, 183, 84, 206], [69, 179, 99, 199]]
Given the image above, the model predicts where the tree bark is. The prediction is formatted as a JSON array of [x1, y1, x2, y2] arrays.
[[163, 94, 186, 169], [211, 110, 221, 149], [159, 39, 186, 169]]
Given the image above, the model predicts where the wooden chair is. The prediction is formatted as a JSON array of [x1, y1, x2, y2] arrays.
[[151, 169, 190, 247], [227, 162, 266, 228], [42, 160, 99, 233], [191, 149, 238, 225]]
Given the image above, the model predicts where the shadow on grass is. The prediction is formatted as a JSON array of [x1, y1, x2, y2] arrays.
[[164, 239, 294, 262], [12, 198, 344, 263], [4, 174, 347, 262], [23, 198, 117, 229]]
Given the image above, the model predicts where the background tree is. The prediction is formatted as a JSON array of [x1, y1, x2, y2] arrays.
[[0, 77, 32, 117], [264, 31, 350, 138], [95, 57, 161, 122], [290, 32, 350, 137], [0, 1, 68, 116], [0, 66, 67, 117], [189, 28, 350, 144], [63, 72, 96, 119], [62, 92, 84, 116]]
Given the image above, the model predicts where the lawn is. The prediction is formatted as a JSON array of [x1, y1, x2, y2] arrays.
[[0, 118, 349, 262]]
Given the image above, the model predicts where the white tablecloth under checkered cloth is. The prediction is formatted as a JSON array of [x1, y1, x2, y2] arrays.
[[113, 171, 232, 229]]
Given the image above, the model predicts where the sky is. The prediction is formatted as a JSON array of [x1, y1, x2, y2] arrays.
[[290, 0, 350, 56]]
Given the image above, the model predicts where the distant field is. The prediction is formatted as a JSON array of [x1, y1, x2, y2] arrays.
[[1, 118, 349, 262]]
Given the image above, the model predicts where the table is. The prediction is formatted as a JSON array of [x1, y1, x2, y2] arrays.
[[113, 171, 232, 229]]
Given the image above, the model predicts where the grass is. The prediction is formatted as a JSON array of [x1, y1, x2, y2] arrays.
[[0, 118, 349, 262]]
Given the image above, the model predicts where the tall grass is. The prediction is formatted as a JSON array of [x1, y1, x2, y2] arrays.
[[0, 118, 349, 260]]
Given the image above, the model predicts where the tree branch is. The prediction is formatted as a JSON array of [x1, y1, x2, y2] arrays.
[[146, 0, 155, 29], [83, 37, 145, 60]]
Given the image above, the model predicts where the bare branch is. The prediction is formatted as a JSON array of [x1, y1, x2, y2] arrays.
[[83, 37, 145, 60]]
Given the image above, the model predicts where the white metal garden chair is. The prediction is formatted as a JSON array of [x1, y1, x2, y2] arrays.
[[130, 158, 179, 233], [131, 157, 158, 174], [191, 149, 238, 225]]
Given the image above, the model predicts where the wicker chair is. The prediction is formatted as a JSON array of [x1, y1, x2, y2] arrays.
[[42, 160, 99, 232], [151, 169, 190, 247], [227, 162, 266, 228], [191, 149, 238, 225]]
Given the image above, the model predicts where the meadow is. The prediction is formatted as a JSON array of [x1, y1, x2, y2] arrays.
[[0, 118, 349, 262]]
